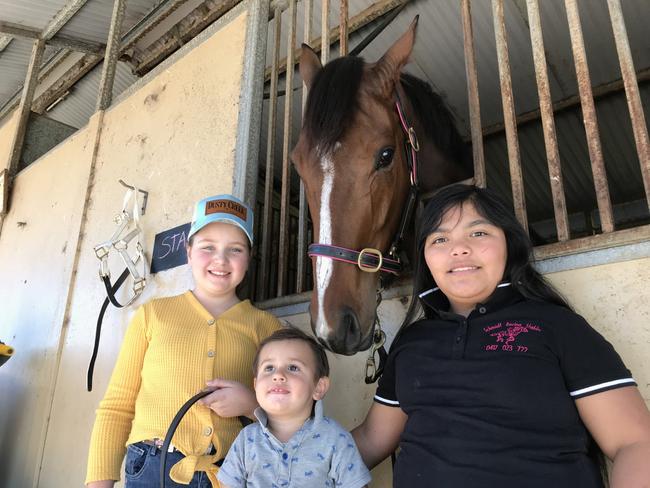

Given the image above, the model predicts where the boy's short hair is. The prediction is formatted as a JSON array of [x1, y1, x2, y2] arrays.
[[253, 327, 330, 381]]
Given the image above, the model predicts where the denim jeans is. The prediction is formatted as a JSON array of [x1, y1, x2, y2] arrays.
[[124, 441, 216, 488]]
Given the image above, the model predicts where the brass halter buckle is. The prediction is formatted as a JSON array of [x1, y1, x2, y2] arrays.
[[357, 248, 383, 273], [408, 126, 420, 152]]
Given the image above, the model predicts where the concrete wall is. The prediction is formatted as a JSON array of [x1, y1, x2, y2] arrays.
[[0, 121, 95, 488], [546, 257, 650, 400], [0, 5, 255, 487]]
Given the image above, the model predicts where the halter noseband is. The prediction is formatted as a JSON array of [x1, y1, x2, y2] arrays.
[[307, 89, 420, 277]]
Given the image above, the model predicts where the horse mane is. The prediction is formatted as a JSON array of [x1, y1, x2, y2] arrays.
[[303, 56, 364, 156], [399, 73, 468, 166], [303, 55, 468, 165]]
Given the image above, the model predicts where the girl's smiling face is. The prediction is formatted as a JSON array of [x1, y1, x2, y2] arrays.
[[423, 201, 507, 316], [187, 222, 250, 300]]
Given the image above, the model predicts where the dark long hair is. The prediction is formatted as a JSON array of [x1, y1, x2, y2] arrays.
[[402, 184, 571, 327]]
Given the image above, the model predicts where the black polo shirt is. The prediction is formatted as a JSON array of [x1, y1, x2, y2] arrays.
[[375, 284, 636, 488]]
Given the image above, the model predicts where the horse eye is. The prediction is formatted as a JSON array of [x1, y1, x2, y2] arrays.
[[375, 147, 395, 170]]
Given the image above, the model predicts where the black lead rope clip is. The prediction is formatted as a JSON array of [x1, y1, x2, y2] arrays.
[[365, 327, 387, 384]]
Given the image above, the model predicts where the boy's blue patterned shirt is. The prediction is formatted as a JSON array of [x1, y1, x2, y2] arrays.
[[216, 400, 371, 488]]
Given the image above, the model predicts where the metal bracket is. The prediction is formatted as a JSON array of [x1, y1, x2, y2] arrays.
[[118, 179, 149, 215]]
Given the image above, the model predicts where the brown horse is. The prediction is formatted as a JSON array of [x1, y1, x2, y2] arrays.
[[291, 18, 472, 355]]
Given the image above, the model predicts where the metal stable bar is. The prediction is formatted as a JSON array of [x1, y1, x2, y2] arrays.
[[479, 68, 650, 139], [260, 7, 283, 300], [460, 0, 486, 188], [340, 0, 349, 56], [606, 0, 650, 212], [564, 0, 614, 233], [526, 0, 569, 242], [277, 0, 298, 296], [321, 0, 330, 63], [296, 0, 314, 293], [491, 0, 528, 232], [266, 0, 408, 82], [96, 0, 127, 111]]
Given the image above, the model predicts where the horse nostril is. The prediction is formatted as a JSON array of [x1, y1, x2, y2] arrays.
[[340, 309, 361, 353], [311, 308, 362, 355]]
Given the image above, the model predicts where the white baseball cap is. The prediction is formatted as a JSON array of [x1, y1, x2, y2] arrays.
[[188, 194, 254, 245]]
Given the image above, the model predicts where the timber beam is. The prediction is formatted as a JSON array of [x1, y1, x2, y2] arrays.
[[132, 0, 242, 76], [0, 0, 187, 120], [0, 21, 104, 54], [32, 54, 102, 114]]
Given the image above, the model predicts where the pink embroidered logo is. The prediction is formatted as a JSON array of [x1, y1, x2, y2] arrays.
[[482, 321, 541, 352]]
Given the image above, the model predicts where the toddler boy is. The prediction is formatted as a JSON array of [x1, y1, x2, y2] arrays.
[[217, 327, 371, 488]]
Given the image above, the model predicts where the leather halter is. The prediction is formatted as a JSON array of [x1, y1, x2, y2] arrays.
[[307, 89, 420, 278]]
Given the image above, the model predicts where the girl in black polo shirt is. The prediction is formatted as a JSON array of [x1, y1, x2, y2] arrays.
[[352, 184, 650, 487]]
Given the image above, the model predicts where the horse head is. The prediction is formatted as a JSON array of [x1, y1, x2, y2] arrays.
[[292, 18, 471, 355]]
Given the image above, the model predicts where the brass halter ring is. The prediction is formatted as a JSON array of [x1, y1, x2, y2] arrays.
[[357, 248, 383, 273]]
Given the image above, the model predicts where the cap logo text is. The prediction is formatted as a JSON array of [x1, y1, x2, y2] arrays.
[[205, 199, 247, 221]]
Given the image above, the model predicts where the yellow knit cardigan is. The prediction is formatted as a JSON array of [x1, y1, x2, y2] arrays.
[[86, 291, 281, 485]]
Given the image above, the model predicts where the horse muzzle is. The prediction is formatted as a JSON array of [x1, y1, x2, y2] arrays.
[[311, 305, 375, 355]]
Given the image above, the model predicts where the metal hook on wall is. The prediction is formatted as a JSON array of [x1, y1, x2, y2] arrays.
[[118, 179, 149, 215]]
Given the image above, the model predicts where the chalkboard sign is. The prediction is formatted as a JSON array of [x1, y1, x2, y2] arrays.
[[150, 222, 191, 274]]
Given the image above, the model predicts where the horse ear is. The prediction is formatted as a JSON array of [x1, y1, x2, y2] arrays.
[[373, 15, 419, 96], [298, 43, 322, 90]]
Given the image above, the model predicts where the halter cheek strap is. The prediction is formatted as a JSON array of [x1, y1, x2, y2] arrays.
[[307, 88, 421, 384]]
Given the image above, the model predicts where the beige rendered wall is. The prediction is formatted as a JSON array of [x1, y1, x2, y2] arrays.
[[274, 256, 650, 488], [0, 8, 249, 488], [0, 123, 95, 488], [546, 257, 650, 402]]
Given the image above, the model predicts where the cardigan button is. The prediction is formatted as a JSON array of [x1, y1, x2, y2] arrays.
[[207, 350, 215, 357], [478, 306, 487, 314], [203, 426, 213, 436], [207, 319, 215, 325]]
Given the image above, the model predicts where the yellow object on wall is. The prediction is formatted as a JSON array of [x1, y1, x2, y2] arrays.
[[0, 341, 14, 366]]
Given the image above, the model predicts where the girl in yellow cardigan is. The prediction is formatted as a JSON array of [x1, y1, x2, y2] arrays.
[[86, 194, 282, 488]]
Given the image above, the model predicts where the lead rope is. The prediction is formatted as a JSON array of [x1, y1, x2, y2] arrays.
[[364, 90, 420, 384], [363, 290, 396, 468], [160, 390, 252, 488]]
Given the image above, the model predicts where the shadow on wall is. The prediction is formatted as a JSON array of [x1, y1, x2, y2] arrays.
[[0, 359, 29, 486]]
